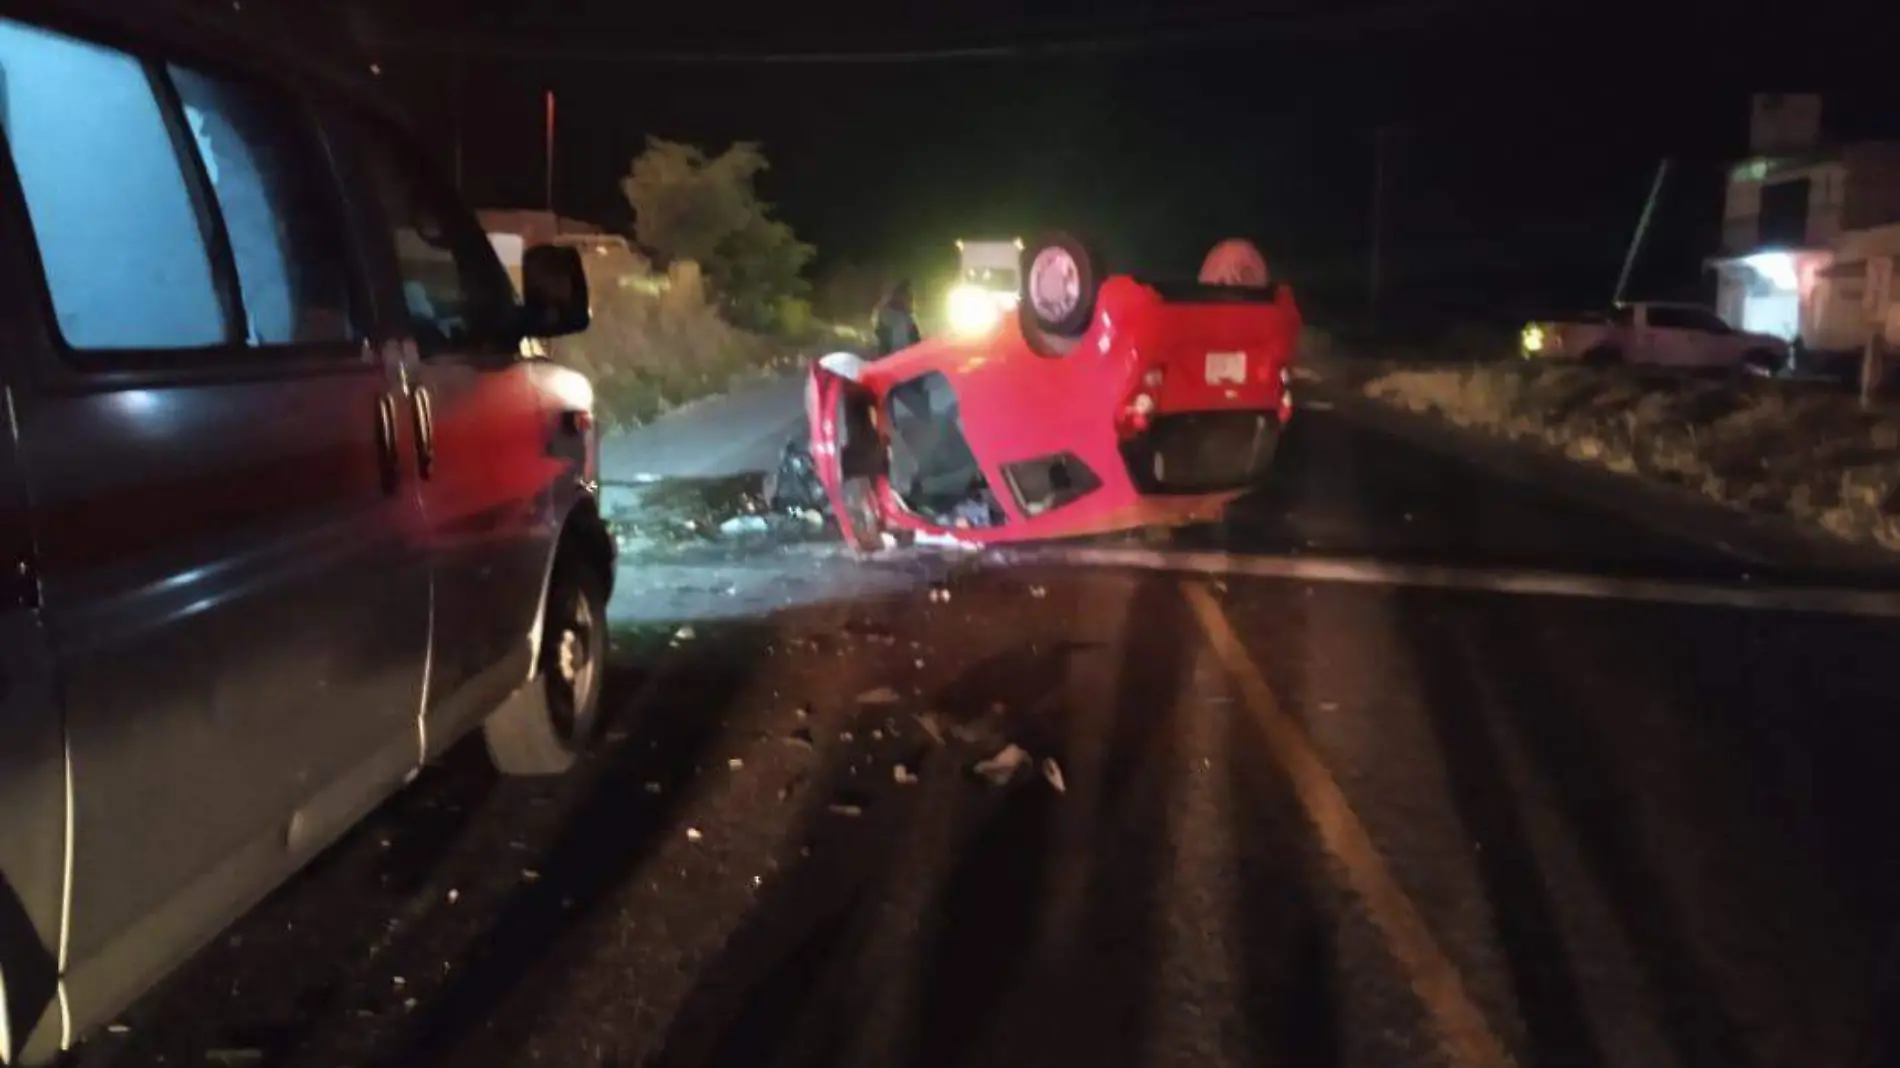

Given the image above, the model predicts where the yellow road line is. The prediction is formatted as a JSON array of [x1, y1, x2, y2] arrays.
[[1182, 581, 1519, 1068]]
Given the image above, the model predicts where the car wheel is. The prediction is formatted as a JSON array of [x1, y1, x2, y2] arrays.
[[485, 555, 608, 776], [1020, 232, 1102, 357], [1581, 346, 1623, 368]]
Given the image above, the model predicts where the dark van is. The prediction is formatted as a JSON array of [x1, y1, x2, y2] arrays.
[[0, 4, 615, 1060]]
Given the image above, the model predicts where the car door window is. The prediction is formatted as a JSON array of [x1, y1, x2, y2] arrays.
[[0, 18, 227, 349], [167, 64, 357, 346], [352, 128, 517, 354]]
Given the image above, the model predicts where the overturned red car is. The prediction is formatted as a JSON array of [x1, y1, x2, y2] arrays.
[[793, 234, 1303, 550]]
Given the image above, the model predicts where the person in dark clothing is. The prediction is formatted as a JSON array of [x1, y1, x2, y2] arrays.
[[871, 279, 921, 357]]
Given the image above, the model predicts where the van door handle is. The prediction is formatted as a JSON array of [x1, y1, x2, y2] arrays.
[[376, 393, 400, 494], [411, 385, 436, 480]]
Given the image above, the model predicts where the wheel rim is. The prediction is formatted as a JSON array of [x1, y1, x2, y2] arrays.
[[548, 584, 600, 741], [1029, 247, 1081, 323]]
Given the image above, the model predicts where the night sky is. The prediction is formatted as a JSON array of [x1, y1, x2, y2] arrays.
[[258, 0, 1900, 327]]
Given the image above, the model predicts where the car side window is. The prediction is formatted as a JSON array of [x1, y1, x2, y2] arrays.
[[0, 18, 227, 350], [353, 127, 517, 354], [167, 64, 357, 346]]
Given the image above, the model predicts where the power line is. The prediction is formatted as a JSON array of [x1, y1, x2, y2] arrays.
[[363, 0, 1488, 66]]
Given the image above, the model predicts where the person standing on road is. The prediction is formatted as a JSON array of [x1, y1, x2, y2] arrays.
[[872, 279, 921, 357]]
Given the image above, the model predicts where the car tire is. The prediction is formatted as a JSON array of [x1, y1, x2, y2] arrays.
[[1581, 346, 1623, 368], [1020, 232, 1102, 357], [485, 554, 608, 776]]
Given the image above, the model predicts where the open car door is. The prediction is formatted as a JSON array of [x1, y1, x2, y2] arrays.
[[806, 355, 888, 553]]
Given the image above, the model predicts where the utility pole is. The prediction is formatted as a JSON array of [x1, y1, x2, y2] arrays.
[[1614, 158, 1670, 306], [1368, 126, 1398, 323], [543, 89, 557, 222], [451, 33, 465, 192], [1370, 125, 1386, 322]]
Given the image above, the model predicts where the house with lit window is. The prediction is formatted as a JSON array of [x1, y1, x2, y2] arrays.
[[1710, 93, 1900, 354]]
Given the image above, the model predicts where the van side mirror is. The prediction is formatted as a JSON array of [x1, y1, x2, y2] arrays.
[[520, 245, 589, 339]]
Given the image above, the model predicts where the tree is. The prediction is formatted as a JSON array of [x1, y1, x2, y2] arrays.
[[620, 138, 813, 331]]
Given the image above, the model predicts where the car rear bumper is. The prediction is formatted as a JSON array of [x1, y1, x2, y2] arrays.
[[1118, 410, 1281, 495]]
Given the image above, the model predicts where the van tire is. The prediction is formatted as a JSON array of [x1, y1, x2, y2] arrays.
[[1741, 348, 1783, 376], [485, 554, 608, 776]]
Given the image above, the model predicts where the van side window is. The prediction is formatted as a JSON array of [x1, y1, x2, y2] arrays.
[[0, 18, 227, 350], [354, 131, 517, 354], [168, 65, 356, 346]]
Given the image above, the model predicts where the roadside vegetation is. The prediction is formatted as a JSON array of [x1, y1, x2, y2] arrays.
[[551, 139, 869, 428], [1366, 362, 1900, 552]]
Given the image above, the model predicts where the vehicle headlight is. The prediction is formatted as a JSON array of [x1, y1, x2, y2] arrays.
[[948, 284, 1001, 336], [1521, 324, 1545, 355]]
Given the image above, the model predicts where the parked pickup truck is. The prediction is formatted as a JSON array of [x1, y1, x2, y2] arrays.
[[1520, 302, 1790, 372]]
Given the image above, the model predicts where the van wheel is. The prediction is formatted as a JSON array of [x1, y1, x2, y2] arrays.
[[1741, 348, 1783, 377], [485, 556, 608, 775]]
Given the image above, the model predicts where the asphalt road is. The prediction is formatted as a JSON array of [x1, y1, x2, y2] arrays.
[[67, 380, 1900, 1068]]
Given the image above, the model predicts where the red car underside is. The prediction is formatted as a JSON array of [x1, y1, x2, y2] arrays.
[[808, 275, 1302, 550]]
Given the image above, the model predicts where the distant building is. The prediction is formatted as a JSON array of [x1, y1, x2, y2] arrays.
[[476, 209, 646, 293], [475, 209, 603, 247], [1709, 93, 1900, 350]]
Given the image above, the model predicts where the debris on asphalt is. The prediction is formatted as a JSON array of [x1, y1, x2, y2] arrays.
[[106, 1023, 130, 1035], [645, 781, 664, 795], [718, 514, 770, 535], [894, 763, 920, 785], [522, 869, 542, 882], [1318, 700, 1340, 712], [785, 726, 815, 749], [839, 730, 855, 743], [206, 1048, 264, 1065], [446, 888, 459, 905], [827, 803, 864, 817], [973, 744, 1032, 785], [1042, 757, 1067, 794], [686, 827, 704, 842], [928, 586, 953, 603], [915, 712, 945, 744], [856, 686, 901, 705], [794, 703, 811, 720], [1030, 585, 1047, 598], [728, 757, 744, 770], [871, 729, 884, 741], [392, 975, 406, 987]]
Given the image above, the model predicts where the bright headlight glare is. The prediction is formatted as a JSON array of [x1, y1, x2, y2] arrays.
[[948, 284, 1001, 335]]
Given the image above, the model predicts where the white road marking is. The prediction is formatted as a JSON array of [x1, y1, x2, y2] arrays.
[[994, 545, 1900, 619], [1184, 582, 1518, 1068]]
